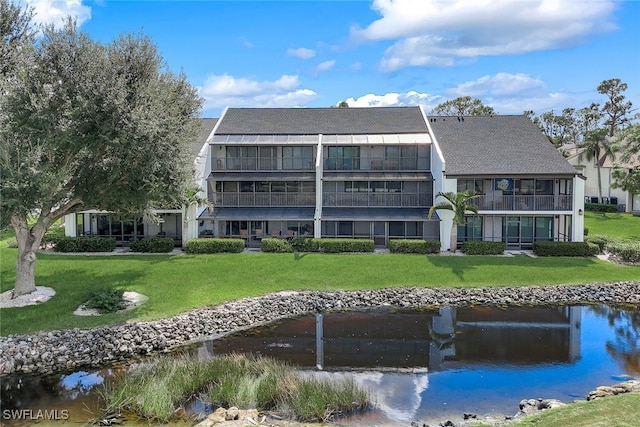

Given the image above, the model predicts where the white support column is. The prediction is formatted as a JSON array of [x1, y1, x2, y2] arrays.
[[314, 134, 323, 238], [572, 176, 585, 242], [64, 213, 76, 237]]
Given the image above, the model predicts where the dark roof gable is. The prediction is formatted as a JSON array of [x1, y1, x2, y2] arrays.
[[429, 115, 577, 176], [215, 107, 429, 135], [192, 118, 217, 157]]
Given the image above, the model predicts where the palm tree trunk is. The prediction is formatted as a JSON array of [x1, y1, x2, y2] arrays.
[[596, 163, 603, 203], [450, 223, 458, 253]]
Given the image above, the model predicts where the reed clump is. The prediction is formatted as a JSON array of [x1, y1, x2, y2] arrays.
[[100, 353, 370, 423]]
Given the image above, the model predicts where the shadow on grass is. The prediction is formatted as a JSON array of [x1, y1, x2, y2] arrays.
[[426, 254, 602, 281]]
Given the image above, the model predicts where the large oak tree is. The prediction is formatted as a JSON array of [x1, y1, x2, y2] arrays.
[[1, 9, 203, 297]]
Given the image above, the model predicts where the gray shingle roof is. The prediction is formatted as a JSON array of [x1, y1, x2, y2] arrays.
[[428, 115, 577, 176], [192, 118, 218, 157], [215, 107, 429, 135]]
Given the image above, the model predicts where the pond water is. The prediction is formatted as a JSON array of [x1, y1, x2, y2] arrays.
[[1, 304, 639, 426]]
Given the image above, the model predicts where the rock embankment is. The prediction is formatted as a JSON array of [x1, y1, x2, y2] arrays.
[[1, 282, 639, 376]]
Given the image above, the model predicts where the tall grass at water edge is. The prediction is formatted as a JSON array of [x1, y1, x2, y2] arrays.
[[101, 353, 370, 423]]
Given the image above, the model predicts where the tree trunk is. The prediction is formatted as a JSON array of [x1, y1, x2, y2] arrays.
[[11, 216, 45, 298], [450, 223, 458, 253], [596, 164, 603, 203]]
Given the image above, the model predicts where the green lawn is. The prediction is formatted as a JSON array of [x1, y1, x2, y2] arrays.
[[1, 248, 639, 335], [585, 211, 640, 240], [508, 393, 640, 427]]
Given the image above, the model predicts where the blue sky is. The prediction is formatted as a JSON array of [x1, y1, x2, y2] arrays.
[[24, 0, 640, 119]]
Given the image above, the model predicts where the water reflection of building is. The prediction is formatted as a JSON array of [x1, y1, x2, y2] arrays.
[[205, 306, 582, 371], [198, 306, 582, 422]]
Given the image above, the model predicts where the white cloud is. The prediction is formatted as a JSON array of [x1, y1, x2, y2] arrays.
[[286, 47, 316, 59], [337, 72, 584, 115], [352, 0, 618, 71], [26, 0, 92, 28], [447, 73, 546, 98], [315, 60, 336, 73], [198, 74, 318, 109], [341, 90, 442, 109], [488, 92, 579, 115]]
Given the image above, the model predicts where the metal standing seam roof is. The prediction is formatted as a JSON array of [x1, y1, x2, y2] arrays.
[[428, 115, 578, 176], [214, 107, 430, 135]]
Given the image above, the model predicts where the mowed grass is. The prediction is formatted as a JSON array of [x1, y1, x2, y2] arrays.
[[1, 247, 639, 335], [585, 211, 640, 240], [1, 212, 639, 336], [508, 393, 640, 427]]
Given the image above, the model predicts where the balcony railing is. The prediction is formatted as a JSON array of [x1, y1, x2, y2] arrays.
[[215, 192, 315, 207], [323, 192, 430, 207], [470, 195, 573, 211], [212, 156, 431, 172], [323, 156, 430, 171]]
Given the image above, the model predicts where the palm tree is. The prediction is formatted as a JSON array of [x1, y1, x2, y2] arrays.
[[579, 128, 616, 203], [428, 190, 479, 252]]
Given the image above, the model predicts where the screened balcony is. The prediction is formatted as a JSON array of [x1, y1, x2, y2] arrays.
[[211, 181, 316, 207], [470, 195, 573, 211], [323, 193, 430, 208], [214, 192, 315, 207]]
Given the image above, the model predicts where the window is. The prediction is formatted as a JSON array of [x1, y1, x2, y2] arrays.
[[386, 146, 417, 169], [344, 181, 402, 192], [535, 180, 554, 195], [516, 179, 534, 195], [458, 216, 482, 241], [535, 217, 553, 241], [259, 147, 277, 170], [283, 146, 313, 170], [226, 146, 257, 170], [338, 221, 353, 235], [327, 147, 359, 170], [457, 179, 484, 195]]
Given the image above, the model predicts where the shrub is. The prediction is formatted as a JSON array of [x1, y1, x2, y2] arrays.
[[584, 227, 589, 236], [389, 239, 440, 254], [288, 237, 321, 252], [320, 238, 374, 253], [607, 240, 640, 264], [461, 241, 505, 255], [53, 237, 116, 252], [184, 238, 244, 254], [6, 237, 17, 248], [84, 289, 126, 313], [585, 203, 617, 213], [585, 236, 607, 253], [533, 241, 599, 257], [129, 237, 175, 253], [261, 238, 293, 253]]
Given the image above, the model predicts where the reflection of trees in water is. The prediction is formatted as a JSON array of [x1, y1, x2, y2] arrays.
[[590, 305, 640, 375]]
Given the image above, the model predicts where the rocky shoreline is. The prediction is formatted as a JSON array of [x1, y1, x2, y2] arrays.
[[1, 281, 639, 376]]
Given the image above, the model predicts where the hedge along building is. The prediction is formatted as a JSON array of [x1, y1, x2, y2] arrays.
[[192, 107, 584, 251]]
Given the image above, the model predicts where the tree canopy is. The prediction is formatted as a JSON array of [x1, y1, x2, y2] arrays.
[[611, 124, 640, 195], [431, 96, 496, 116], [1, 9, 203, 296]]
